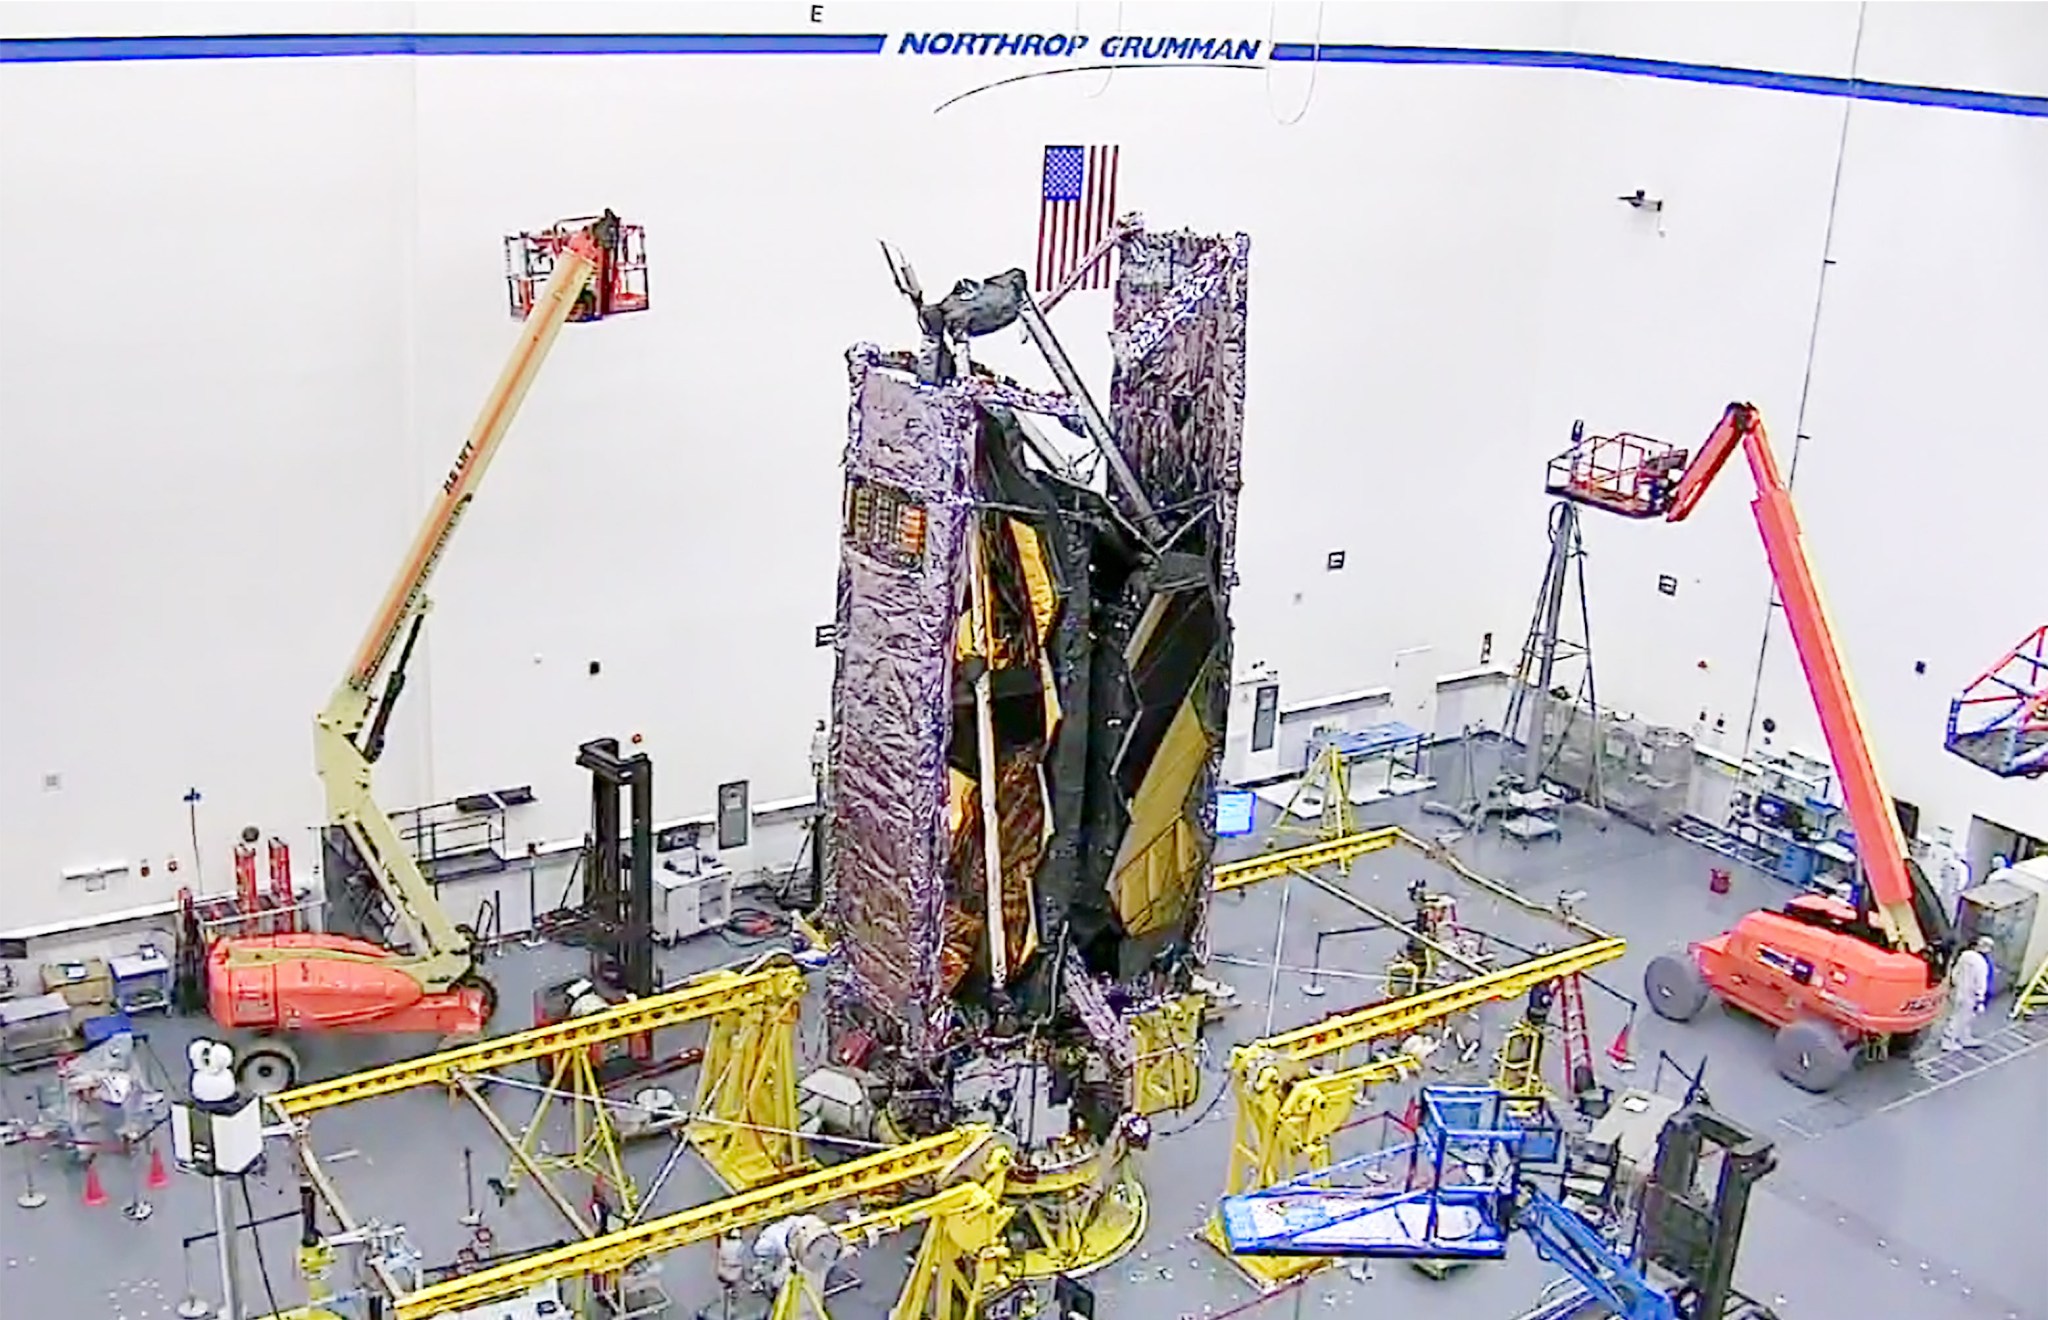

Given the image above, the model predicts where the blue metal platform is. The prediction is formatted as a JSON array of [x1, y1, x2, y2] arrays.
[[1218, 1086, 1557, 1259]]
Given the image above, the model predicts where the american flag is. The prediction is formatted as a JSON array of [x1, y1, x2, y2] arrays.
[[1037, 144, 1120, 293]]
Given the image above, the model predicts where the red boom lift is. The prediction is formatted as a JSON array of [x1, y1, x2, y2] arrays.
[[1547, 403, 1953, 1092]]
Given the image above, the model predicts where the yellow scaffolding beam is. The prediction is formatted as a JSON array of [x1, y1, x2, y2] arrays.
[[1250, 937, 1626, 1065], [271, 961, 807, 1117], [1212, 827, 1401, 892], [1213, 825, 1610, 940], [393, 1125, 1002, 1319]]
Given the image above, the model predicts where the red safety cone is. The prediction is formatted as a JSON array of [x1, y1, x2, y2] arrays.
[[146, 1144, 170, 1191], [1606, 1018, 1637, 1071], [1398, 1094, 1421, 1133], [82, 1159, 108, 1208]]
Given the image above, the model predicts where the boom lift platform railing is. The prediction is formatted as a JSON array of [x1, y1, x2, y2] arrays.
[[1945, 624, 2048, 778], [1221, 1085, 1554, 1261], [505, 209, 649, 322]]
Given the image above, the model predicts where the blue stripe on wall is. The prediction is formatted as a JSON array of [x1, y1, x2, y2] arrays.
[[1, 30, 2043, 120], [1269, 42, 2048, 119], [0, 32, 888, 62]]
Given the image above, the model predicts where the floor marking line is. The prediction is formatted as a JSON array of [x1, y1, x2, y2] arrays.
[[1883, 1030, 2048, 1117]]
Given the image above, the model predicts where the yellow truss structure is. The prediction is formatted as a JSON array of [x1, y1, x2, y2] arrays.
[[1204, 938, 1628, 1289], [1211, 826, 1401, 893], [771, 1139, 1016, 1320], [274, 957, 805, 1191], [690, 961, 808, 1190], [1265, 740, 1357, 842], [268, 958, 812, 1317], [394, 1126, 1004, 1319], [506, 1042, 641, 1215], [1129, 992, 1206, 1116], [271, 959, 805, 1118], [1214, 825, 1610, 940]]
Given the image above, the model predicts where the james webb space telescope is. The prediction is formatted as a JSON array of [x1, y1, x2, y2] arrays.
[[810, 220, 1248, 1192]]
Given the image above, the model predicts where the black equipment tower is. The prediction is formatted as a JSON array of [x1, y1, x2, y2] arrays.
[[576, 736, 656, 998]]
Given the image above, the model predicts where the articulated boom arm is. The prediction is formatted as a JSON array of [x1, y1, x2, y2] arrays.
[[333, 229, 603, 722], [312, 230, 602, 980], [1668, 404, 1925, 954]]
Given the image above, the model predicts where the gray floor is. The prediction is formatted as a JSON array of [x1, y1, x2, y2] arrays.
[[4, 739, 2044, 1320]]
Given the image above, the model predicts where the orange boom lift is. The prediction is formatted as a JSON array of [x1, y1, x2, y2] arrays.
[[205, 224, 623, 1091], [1547, 403, 1952, 1092]]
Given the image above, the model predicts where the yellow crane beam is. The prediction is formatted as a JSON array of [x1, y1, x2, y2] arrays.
[[394, 1125, 1002, 1319], [271, 961, 806, 1116]]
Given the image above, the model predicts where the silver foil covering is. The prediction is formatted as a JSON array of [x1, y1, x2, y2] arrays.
[[1111, 229, 1251, 590], [825, 349, 978, 1057]]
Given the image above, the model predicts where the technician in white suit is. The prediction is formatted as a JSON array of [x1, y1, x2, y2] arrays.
[[1940, 936, 1996, 1051]]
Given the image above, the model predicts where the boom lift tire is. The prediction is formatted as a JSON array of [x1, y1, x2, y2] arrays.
[[1773, 1018, 1852, 1093], [1644, 953, 1709, 1022], [236, 1039, 303, 1095], [459, 972, 501, 1026]]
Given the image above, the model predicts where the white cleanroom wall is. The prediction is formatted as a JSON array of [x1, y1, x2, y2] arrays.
[[2, 0, 2043, 933]]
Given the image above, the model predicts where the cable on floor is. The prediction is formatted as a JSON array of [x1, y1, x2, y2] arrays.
[[238, 1174, 284, 1320], [720, 905, 793, 947]]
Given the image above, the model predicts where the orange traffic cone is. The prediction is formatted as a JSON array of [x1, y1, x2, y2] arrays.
[[146, 1144, 170, 1191], [82, 1160, 108, 1207], [1606, 1018, 1636, 1070]]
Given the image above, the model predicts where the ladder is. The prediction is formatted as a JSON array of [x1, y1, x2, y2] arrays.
[[1502, 495, 1604, 808], [1557, 975, 1594, 1095]]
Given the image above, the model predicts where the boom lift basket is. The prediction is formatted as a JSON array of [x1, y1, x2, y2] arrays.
[[505, 213, 649, 322], [1545, 427, 1689, 520], [1946, 624, 2048, 778]]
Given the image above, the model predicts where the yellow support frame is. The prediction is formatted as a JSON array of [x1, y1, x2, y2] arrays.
[[393, 1126, 1003, 1319], [2015, 953, 2048, 1019], [690, 961, 809, 1190], [1214, 825, 1609, 940], [1205, 938, 1628, 1290], [270, 960, 807, 1117], [766, 1164, 1016, 1320], [1128, 992, 1206, 1116], [506, 1046, 638, 1214]]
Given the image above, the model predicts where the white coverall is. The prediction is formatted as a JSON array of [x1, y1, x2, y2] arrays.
[[752, 1216, 805, 1292], [1940, 945, 1993, 1050]]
